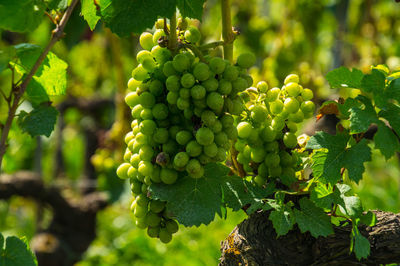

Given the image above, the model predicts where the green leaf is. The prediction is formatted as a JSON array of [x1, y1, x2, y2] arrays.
[[338, 98, 361, 119], [150, 163, 272, 227], [310, 182, 335, 209], [99, 0, 176, 36], [338, 195, 363, 217], [0, 233, 37, 266], [307, 132, 371, 184], [45, 0, 67, 10], [326, 67, 364, 89], [386, 79, 400, 102], [360, 211, 376, 227], [379, 103, 400, 136], [348, 95, 378, 134], [374, 121, 400, 160], [352, 227, 370, 260], [17, 105, 59, 137], [81, 0, 101, 30], [0, 0, 45, 33], [293, 198, 334, 237], [361, 69, 386, 93], [177, 0, 205, 19], [269, 208, 295, 237], [14, 44, 68, 99], [343, 139, 371, 184]]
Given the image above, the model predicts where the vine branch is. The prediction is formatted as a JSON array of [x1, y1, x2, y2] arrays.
[[221, 0, 234, 62], [168, 12, 178, 51], [0, 0, 79, 172]]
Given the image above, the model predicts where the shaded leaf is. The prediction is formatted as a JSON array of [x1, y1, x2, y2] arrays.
[[379, 103, 400, 136], [17, 105, 59, 137], [269, 208, 295, 237], [374, 121, 400, 160], [326, 67, 364, 89], [0, 233, 37, 266], [177, 0, 206, 19], [348, 95, 378, 134], [352, 227, 370, 260]]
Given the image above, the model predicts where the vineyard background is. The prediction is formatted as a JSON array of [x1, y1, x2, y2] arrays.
[[1, 0, 400, 265]]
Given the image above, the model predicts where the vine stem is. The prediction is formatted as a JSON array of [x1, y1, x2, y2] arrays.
[[0, 0, 79, 172], [168, 11, 178, 52], [221, 0, 234, 62]]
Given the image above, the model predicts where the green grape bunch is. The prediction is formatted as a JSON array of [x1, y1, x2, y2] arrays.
[[116, 18, 256, 243], [235, 74, 315, 187]]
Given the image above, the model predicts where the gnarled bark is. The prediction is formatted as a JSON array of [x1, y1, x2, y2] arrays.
[[220, 210, 400, 265], [0, 171, 108, 266]]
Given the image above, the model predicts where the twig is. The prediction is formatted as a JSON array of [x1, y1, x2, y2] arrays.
[[199, 41, 225, 51], [221, 0, 234, 62], [0, 0, 79, 172], [168, 12, 177, 52]]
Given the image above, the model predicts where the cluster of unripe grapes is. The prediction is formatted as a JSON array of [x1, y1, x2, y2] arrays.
[[116, 19, 256, 243], [235, 74, 315, 187]]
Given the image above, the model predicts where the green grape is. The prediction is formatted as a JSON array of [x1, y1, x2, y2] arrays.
[[153, 29, 166, 44], [131, 105, 143, 119], [237, 122, 252, 139], [284, 74, 299, 85], [257, 81, 268, 93], [301, 88, 314, 101], [220, 114, 233, 128], [288, 110, 304, 123], [215, 132, 229, 147], [206, 92, 224, 112], [125, 92, 140, 108], [257, 163, 268, 177], [269, 166, 282, 177], [176, 97, 190, 110], [250, 147, 266, 163], [250, 105, 268, 123], [139, 145, 154, 161], [193, 62, 210, 81], [300, 101, 315, 113], [150, 167, 161, 183], [147, 226, 160, 238], [284, 97, 300, 113], [130, 153, 141, 168], [168, 126, 181, 140], [139, 92, 156, 108], [191, 85, 206, 100], [157, 119, 170, 128], [224, 125, 238, 140], [132, 64, 149, 81], [285, 82, 301, 97], [134, 204, 147, 218], [138, 161, 153, 176], [151, 46, 172, 65], [209, 120, 222, 133], [131, 180, 142, 195], [186, 140, 202, 157], [265, 87, 280, 102], [260, 126, 276, 142], [159, 228, 172, 243], [214, 147, 227, 162], [236, 52, 256, 68], [286, 121, 297, 132], [116, 163, 130, 179], [265, 141, 279, 152], [173, 152, 190, 168], [156, 151, 170, 167], [176, 130, 192, 145], [204, 143, 218, 157], [180, 73, 195, 88], [155, 18, 164, 29], [125, 132, 134, 144], [281, 167, 297, 186], [223, 65, 239, 81], [279, 151, 293, 166], [163, 61, 177, 77], [167, 91, 179, 105], [202, 78, 219, 92], [150, 200, 165, 213], [160, 168, 178, 184], [173, 53, 190, 72], [195, 127, 214, 146], [183, 109, 193, 120], [165, 220, 179, 234], [193, 99, 207, 109], [271, 116, 285, 131], [242, 74, 254, 87], [140, 108, 153, 120], [128, 78, 141, 91], [186, 159, 204, 178], [178, 17, 188, 30], [237, 152, 249, 164], [218, 79, 232, 95], [162, 140, 178, 155], [179, 88, 191, 99], [232, 77, 248, 93], [149, 80, 163, 96], [264, 153, 280, 168], [166, 75, 180, 92], [198, 154, 211, 164], [152, 103, 169, 120], [234, 139, 246, 152], [146, 212, 161, 227], [124, 150, 132, 162], [201, 110, 216, 126], [140, 120, 157, 135], [269, 100, 284, 115], [142, 58, 157, 72], [184, 26, 201, 43], [209, 57, 225, 74], [283, 132, 297, 149], [254, 175, 267, 186], [136, 194, 149, 206], [136, 50, 153, 64]]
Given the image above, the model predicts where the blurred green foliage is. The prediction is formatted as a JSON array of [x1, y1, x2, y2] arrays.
[[0, 0, 400, 265]]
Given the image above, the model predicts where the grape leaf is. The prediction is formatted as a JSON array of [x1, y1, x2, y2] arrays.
[[338, 195, 362, 217], [293, 198, 334, 237], [386, 79, 400, 102], [360, 69, 386, 107], [99, 0, 176, 36], [177, 0, 206, 19], [373, 121, 400, 160], [310, 182, 335, 209], [17, 105, 59, 137], [150, 163, 272, 227], [0, 233, 37, 266], [14, 44, 68, 99], [379, 103, 400, 136], [0, 0, 45, 33], [0, 47, 16, 74], [269, 208, 295, 237], [307, 132, 371, 184], [81, 0, 101, 30], [326, 67, 364, 89], [44, 0, 67, 10], [352, 227, 370, 260], [348, 95, 378, 134]]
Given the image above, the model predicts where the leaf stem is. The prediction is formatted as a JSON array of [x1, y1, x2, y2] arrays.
[[0, 0, 79, 172], [221, 0, 234, 62]]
